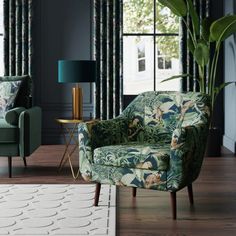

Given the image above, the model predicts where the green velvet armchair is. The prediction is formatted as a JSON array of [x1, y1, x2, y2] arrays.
[[78, 91, 211, 219], [0, 76, 41, 177]]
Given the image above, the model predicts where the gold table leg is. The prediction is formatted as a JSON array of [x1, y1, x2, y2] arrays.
[[58, 123, 74, 170], [58, 123, 80, 179]]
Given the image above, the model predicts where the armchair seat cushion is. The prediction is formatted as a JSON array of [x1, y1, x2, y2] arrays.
[[0, 119, 18, 143], [93, 142, 170, 171]]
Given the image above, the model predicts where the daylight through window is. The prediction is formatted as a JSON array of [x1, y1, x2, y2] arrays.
[[123, 0, 181, 95]]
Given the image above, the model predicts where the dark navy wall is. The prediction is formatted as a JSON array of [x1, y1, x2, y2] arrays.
[[33, 0, 93, 144]]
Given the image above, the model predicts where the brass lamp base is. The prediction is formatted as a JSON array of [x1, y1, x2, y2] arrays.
[[72, 85, 83, 120]]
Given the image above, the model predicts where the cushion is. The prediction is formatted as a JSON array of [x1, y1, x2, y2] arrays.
[[0, 80, 22, 118], [93, 142, 170, 171], [0, 119, 19, 143], [0, 76, 32, 108], [5, 107, 26, 125]]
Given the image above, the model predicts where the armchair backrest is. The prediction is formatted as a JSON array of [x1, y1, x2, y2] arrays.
[[122, 91, 211, 143], [0, 75, 32, 108]]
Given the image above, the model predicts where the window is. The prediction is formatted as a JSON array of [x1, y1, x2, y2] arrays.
[[137, 43, 146, 72], [0, 1, 3, 76], [157, 50, 172, 70], [123, 0, 181, 95]]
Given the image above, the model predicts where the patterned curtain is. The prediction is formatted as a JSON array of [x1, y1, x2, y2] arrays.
[[93, 0, 123, 120], [3, 0, 33, 77], [180, 0, 210, 92]]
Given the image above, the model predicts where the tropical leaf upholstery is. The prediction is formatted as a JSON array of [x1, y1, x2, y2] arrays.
[[78, 91, 211, 192], [93, 142, 170, 171]]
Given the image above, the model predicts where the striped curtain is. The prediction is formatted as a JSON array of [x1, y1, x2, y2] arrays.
[[3, 0, 33, 77], [181, 0, 210, 92], [93, 0, 123, 120]]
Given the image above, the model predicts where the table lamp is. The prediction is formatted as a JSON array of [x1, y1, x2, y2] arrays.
[[58, 60, 96, 120]]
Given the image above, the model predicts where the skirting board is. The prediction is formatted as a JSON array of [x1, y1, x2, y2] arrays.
[[223, 135, 236, 153]]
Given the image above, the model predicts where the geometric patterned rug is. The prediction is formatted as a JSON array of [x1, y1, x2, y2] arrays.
[[0, 184, 116, 235]]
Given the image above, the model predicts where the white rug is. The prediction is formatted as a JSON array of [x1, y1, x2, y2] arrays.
[[0, 184, 116, 236]]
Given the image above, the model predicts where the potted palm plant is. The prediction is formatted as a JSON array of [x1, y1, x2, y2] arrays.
[[159, 0, 236, 156]]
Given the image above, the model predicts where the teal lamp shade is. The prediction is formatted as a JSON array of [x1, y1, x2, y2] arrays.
[[58, 60, 96, 83]]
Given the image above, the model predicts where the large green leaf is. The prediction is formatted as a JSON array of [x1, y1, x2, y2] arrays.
[[161, 74, 193, 83], [214, 81, 236, 98], [210, 15, 236, 42], [186, 0, 200, 36], [201, 18, 211, 42], [158, 0, 187, 17], [194, 43, 209, 67]]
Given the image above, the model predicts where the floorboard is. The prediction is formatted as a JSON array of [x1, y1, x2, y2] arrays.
[[0, 145, 236, 235], [0, 145, 83, 184]]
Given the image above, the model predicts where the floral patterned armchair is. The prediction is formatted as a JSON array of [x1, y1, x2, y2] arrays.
[[78, 91, 211, 219]]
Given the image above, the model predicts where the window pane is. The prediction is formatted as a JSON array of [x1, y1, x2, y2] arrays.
[[138, 44, 145, 59], [156, 2, 179, 34], [155, 36, 180, 91], [138, 59, 146, 72], [123, 36, 154, 95], [158, 57, 164, 69], [123, 0, 154, 34], [165, 58, 172, 69]]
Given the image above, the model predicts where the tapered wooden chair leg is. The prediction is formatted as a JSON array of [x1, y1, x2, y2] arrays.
[[94, 183, 101, 206], [170, 192, 177, 220], [132, 187, 137, 197], [8, 156, 12, 178], [23, 157, 27, 167], [187, 184, 194, 205]]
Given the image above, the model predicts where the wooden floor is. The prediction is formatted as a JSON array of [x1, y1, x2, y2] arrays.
[[0, 145, 236, 236]]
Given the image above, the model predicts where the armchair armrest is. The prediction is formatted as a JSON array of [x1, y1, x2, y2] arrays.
[[5, 107, 26, 125], [19, 106, 42, 157], [167, 123, 209, 191], [78, 117, 129, 180]]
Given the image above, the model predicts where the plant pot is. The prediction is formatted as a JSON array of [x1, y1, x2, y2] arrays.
[[205, 127, 222, 157]]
